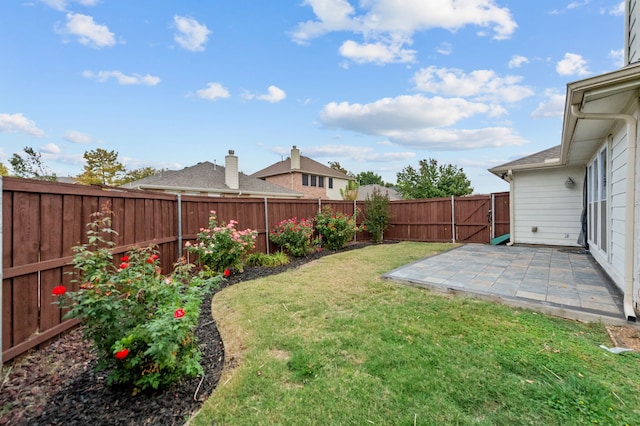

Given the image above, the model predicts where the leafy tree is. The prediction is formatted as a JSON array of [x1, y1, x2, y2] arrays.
[[364, 186, 390, 244], [120, 166, 161, 185], [396, 158, 473, 199], [76, 148, 127, 186], [9, 146, 56, 181], [340, 180, 359, 200], [356, 171, 385, 186], [328, 161, 351, 176], [0, 161, 8, 176]]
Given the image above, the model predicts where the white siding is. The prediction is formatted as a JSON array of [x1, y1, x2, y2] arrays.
[[326, 177, 350, 200], [629, 0, 640, 64], [512, 167, 584, 246]]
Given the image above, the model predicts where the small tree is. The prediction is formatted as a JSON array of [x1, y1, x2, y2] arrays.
[[76, 148, 127, 186], [0, 161, 8, 176], [9, 146, 56, 181], [340, 180, 359, 200], [396, 158, 472, 199], [364, 187, 390, 244]]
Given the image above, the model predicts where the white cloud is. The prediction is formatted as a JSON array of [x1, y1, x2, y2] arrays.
[[57, 13, 115, 48], [257, 85, 287, 103], [64, 130, 98, 143], [41, 143, 61, 154], [320, 95, 492, 132], [412, 66, 534, 103], [40, 0, 99, 11], [291, 0, 516, 64], [196, 82, 230, 100], [508, 55, 528, 68], [531, 90, 565, 118], [173, 16, 211, 52], [607, 2, 625, 15], [82, 70, 161, 85], [318, 94, 526, 149], [0, 113, 46, 137], [436, 42, 452, 55], [339, 39, 416, 64], [609, 48, 624, 67], [556, 52, 590, 76]]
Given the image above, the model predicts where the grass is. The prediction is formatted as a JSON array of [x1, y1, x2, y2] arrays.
[[190, 242, 640, 425]]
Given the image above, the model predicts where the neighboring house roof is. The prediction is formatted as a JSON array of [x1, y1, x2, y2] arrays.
[[356, 184, 403, 201], [122, 161, 305, 197], [489, 145, 561, 177], [252, 156, 354, 180]]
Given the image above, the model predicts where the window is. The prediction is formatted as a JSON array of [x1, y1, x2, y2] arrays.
[[318, 176, 324, 187], [328, 177, 333, 189], [311, 175, 317, 187], [587, 146, 608, 254], [302, 174, 309, 186]]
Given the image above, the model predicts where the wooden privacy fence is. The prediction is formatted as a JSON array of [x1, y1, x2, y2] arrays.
[[1, 176, 509, 364]]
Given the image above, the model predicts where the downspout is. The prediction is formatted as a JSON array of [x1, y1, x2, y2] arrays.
[[506, 170, 515, 246], [571, 104, 637, 322]]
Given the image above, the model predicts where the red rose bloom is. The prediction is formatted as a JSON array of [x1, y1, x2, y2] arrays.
[[151, 254, 159, 260], [52, 285, 66, 296], [223, 269, 231, 277], [120, 256, 129, 262], [115, 348, 129, 360], [174, 309, 185, 319], [119, 262, 129, 269]]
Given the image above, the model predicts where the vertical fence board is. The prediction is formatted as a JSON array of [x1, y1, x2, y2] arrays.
[[2, 188, 13, 354], [11, 192, 40, 345], [40, 194, 65, 331]]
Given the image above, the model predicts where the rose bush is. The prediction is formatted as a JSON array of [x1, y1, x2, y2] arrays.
[[54, 205, 220, 392], [314, 206, 363, 250], [186, 210, 257, 273], [269, 217, 317, 257]]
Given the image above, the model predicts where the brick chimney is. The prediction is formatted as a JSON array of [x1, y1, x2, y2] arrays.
[[225, 150, 239, 190], [291, 145, 300, 170]]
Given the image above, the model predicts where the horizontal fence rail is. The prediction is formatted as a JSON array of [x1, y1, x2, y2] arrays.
[[1, 176, 509, 364]]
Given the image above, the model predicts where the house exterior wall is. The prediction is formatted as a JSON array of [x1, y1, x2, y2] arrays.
[[263, 173, 327, 199], [512, 167, 584, 246], [327, 177, 350, 199], [628, 0, 640, 64]]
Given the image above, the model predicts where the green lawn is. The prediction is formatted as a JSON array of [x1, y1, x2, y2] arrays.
[[190, 242, 640, 425]]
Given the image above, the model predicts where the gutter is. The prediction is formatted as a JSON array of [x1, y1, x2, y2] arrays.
[[570, 104, 637, 322]]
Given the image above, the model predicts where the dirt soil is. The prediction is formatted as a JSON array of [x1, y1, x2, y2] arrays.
[[0, 244, 369, 426], [2, 241, 639, 425]]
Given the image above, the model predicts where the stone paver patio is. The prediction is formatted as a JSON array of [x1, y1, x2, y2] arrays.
[[383, 244, 626, 323]]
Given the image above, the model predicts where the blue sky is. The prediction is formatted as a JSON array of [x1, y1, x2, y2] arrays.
[[0, 0, 626, 193]]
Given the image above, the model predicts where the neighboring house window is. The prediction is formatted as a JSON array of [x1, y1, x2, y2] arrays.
[[311, 175, 317, 187], [318, 176, 324, 187], [329, 177, 333, 189], [302, 174, 309, 186]]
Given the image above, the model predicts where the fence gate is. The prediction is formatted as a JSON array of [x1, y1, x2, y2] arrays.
[[454, 196, 491, 243]]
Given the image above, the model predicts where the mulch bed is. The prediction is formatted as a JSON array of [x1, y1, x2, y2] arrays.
[[1, 242, 376, 426]]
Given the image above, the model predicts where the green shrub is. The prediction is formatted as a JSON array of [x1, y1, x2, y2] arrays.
[[269, 217, 317, 257], [54, 204, 220, 392], [186, 210, 257, 273], [245, 252, 291, 267], [364, 187, 390, 243], [315, 206, 362, 250]]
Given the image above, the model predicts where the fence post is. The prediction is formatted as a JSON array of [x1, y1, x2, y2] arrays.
[[490, 193, 496, 240], [0, 176, 3, 367], [353, 199, 357, 242], [177, 194, 183, 259], [451, 195, 456, 243], [264, 197, 269, 255]]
